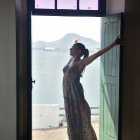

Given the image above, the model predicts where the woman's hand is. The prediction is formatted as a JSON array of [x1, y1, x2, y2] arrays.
[[115, 35, 125, 45], [73, 38, 79, 44]]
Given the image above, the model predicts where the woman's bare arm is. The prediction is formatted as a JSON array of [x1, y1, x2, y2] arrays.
[[82, 42, 116, 66], [78, 42, 116, 73], [80, 36, 125, 67]]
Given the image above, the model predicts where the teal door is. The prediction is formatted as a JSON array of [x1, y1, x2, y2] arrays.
[[99, 14, 122, 140]]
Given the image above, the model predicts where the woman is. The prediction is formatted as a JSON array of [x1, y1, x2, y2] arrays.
[[63, 36, 124, 140]]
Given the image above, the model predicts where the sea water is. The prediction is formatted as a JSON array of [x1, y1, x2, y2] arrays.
[[32, 50, 100, 115]]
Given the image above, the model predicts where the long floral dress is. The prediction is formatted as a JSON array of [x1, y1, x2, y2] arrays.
[[63, 59, 97, 140]]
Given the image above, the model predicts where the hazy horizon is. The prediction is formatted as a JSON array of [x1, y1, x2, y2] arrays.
[[31, 16, 101, 43]]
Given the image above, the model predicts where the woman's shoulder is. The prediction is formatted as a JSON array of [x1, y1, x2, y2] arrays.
[[79, 57, 88, 66]]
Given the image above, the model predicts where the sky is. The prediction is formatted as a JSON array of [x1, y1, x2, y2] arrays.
[[31, 16, 101, 42]]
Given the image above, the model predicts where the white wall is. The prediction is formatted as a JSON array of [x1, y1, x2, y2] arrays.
[[0, 0, 16, 139], [106, 0, 125, 14], [32, 104, 59, 129]]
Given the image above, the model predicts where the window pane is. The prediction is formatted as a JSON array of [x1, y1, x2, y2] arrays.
[[35, 0, 55, 9], [80, 0, 98, 10], [57, 0, 77, 9]]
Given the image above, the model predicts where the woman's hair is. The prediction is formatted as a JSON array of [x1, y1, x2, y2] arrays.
[[74, 43, 89, 58]]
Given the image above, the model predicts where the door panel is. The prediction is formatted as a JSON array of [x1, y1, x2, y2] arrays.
[[100, 14, 122, 140]]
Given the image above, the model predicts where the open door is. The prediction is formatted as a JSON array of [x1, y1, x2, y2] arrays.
[[99, 14, 123, 140]]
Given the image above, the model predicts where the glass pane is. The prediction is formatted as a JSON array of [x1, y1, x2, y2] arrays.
[[80, 0, 98, 10], [35, 0, 55, 9], [57, 0, 77, 9]]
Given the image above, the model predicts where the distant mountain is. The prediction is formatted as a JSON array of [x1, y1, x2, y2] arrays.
[[32, 33, 100, 52]]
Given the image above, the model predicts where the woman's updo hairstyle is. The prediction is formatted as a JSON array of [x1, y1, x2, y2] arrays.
[[74, 43, 89, 58]]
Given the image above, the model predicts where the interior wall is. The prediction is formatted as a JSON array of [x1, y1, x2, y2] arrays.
[[0, 0, 16, 140], [122, 0, 140, 140], [106, 0, 125, 14]]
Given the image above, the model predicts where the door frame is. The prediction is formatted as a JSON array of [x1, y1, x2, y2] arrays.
[[16, 0, 32, 139], [16, 0, 124, 139]]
